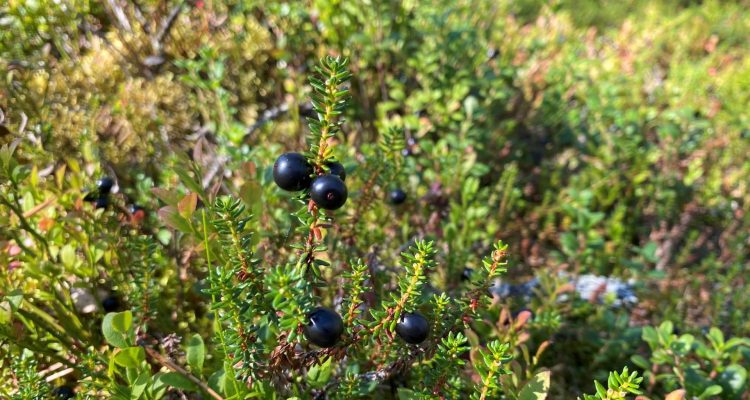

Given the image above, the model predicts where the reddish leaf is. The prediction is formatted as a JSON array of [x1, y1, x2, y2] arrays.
[[178, 192, 198, 219]]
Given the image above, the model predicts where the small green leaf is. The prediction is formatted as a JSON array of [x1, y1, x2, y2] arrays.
[[113, 347, 145, 368], [5, 289, 23, 309], [560, 232, 578, 256], [306, 358, 333, 388], [158, 372, 197, 391], [186, 334, 205, 375], [630, 355, 650, 369], [150, 372, 169, 399], [594, 380, 607, 398], [102, 311, 133, 348], [60, 245, 76, 267], [158, 206, 192, 233], [130, 371, 150, 400], [519, 370, 550, 400], [699, 385, 723, 399]]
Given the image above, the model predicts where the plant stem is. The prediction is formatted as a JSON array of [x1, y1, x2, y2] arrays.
[[144, 346, 224, 400], [202, 209, 241, 395]]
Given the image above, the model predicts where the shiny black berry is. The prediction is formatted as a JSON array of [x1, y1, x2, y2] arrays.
[[461, 267, 473, 282], [273, 152, 313, 191], [97, 177, 114, 194], [94, 196, 109, 209], [102, 296, 120, 313], [389, 188, 407, 205], [310, 175, 348, 210], [52, 386, 75, 399], [326, 161, 346, 181], [395, 312, 429, 344], [304, 307, 344, 348]]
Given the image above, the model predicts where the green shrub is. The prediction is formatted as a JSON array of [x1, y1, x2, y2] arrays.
[[2, 1, 750, 398]]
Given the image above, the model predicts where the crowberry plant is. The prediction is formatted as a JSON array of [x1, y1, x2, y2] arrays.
[[10, 1, 750, 397]]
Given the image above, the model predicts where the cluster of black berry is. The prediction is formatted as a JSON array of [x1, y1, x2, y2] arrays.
[[273, 152, 425, 347], [273, 152, 348, 210], [83, 177, 147, 224], [302, 307, 430, 348]]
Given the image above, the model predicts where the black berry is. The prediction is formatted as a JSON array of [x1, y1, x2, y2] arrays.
[[310, 175, 348, 210], [83, 191, 97, 202], [326, 161, 346, 181], [97, 177, 114, 194], [461, 267, 473, 282], [389, 188, 407, 205], [52, 386, 75, 399], [304, 307, 344, 348], [395, 312, 429, 344], [94, 196, 109, 209], [102, 296, 120, 313], [273, 152, 313, 191]]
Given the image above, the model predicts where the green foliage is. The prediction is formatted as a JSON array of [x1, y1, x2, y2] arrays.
[[635, 321, 750, 398], [579, 367, 643, 400], [3, 0, 750, 398]]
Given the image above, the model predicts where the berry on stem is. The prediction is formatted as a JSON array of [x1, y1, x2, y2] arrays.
[[461, 267, 473, 282], [389, 188, 407, 205], [94, 196, 109, 209], [97, 177, 114, 194], [326, 161, 346, 181], [395, 312, 429, 344], [273, 152, 313, 191], [102, 295, 120, 313], [52, 386, 75, 399], [304, 307, 344, 348], [310, 175, 348, 210]]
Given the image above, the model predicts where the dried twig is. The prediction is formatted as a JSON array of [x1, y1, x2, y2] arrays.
[[105, 0, 133, 32], [153, 0, 186, 51], [242, 102, 314, 142]]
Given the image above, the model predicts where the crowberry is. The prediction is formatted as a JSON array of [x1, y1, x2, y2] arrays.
[[389, 188, 407, 205], [395, 312, 429, 344], [102, 296, 120, 313], [273, 152, 313, 191], [326, 161, 346, 181], [94, 196, 108, 209], [304, 307, 344, 348], [310, 175, 348, 210], [97, 177, 114, 194], [52, 386, 75, 399]]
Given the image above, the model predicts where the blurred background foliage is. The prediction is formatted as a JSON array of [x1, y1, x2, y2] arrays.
[[2, 0, 750, 398]]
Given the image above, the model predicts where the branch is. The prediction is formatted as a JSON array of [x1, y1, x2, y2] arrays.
[[242, 102, 314, 142], [153, 0, 186, 50], [144, 346, 224, 400], [105, 0, 133, 32]]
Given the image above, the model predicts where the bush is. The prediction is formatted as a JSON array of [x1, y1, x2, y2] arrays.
[[2, 1, 750, 399]]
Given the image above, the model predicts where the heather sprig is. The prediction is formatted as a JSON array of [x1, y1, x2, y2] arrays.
[[579, 367, 643, 400], [473, 340, 513, 400], [370, 240, 436, 337]]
